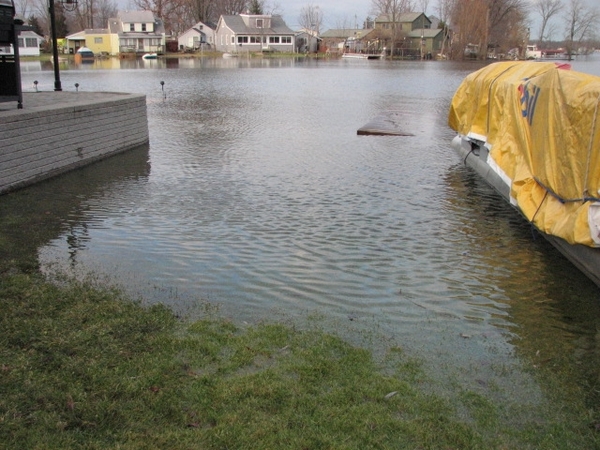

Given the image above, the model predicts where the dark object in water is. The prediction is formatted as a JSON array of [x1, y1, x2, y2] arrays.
[[357, 114, 414, 136]]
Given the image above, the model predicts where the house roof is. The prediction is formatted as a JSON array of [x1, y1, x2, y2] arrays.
[[118, 10, 155, 23], [65, 30, 86, 40], [66, 29, 109, 39], [110, 11, 165, 36], [85, 28, 109, 34], [375, 12, 430, 24], [108, 19, 120, 33], [406, 28, 442, 39], [18, 30, 43, 39], [188, 21, 216, 33], [219, 14, 294, 35], [320, 28, 363, 39]]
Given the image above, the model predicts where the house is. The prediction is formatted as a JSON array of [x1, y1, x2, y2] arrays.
[[17, 30, 43, 56], [373, 12, 443, 57], [214, 14, 295, 53], [405, 28, 444, 58], [110, 10, 166, 56], [65, 29, 112, 55], [178, 21, 216, 51], [319, 28, 377, 55], [65, 10, 166, 56], [374, 12, 432, 33], [0, 30, 43, 56], [295, 28, 320, 53]]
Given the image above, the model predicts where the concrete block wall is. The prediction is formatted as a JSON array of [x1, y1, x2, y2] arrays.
[[0, 92, 149, 194]]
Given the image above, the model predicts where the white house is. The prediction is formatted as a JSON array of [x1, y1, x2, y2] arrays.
[[0, 30, 43, 56], [215, 14, 295, 53], [109, 10, 166, 55], [295, 28, 320, 53], [178, 21, 215, 51]]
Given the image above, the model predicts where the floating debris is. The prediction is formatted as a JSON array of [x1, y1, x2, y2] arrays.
[[357, 113, 415, 136]]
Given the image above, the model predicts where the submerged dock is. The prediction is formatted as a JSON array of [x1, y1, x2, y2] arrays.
[[0, 91, 149, 194]]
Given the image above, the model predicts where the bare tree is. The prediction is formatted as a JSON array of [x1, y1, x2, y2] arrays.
[[95, 0, 117, 27], [450, 0, 488, 58], [185, 0, 215, 23], [450, 0, 528, 59], [13, 0, 35, 20], [487, 0, 529, 49], [214, 0, 248, 16], [564, 0, 599, 57], [370, 0, 413, 57], [72, 0, 115, 29], [298, 3, 323, 52], [14, 0, 50, 33], [435, 0, 455, 58], [134, 0, 190, 33], [533, 0, 562, 45]]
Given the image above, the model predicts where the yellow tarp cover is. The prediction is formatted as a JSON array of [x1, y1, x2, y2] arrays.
[[448, 61, 600, 247]]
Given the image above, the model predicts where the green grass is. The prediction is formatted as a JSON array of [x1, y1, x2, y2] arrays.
[[1, 267, 599, 449]]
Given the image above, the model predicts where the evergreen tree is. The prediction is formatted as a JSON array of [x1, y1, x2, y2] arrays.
[[27, 15, 44, 37], [248, 0, 263, 14]]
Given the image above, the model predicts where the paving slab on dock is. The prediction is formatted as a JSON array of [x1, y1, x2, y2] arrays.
[[0, 91, 149, 194], [0, 91, 142, 113]]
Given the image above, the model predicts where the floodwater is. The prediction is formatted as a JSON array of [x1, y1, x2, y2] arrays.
[[4, 55, 600, 409]]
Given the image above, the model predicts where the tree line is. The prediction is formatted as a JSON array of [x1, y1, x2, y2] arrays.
[[369, 0, 598, 59], [13, 0, 279, 42], [12, 0, 600, 58]]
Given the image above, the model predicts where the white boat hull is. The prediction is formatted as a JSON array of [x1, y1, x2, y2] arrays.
[[452, 135, 600, 288], [342, 53, 381, 60]]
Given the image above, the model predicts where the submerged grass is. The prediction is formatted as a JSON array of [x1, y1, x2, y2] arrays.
[[1, 267, 599, 449]]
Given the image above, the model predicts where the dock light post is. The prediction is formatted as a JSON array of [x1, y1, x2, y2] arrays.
[[48, 0, 77, 91]]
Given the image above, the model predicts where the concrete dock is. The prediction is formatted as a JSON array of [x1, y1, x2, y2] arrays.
[[0, 91, 149, 194]]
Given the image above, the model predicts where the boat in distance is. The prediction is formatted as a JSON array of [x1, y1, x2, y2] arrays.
[[342, 52, 383, 60], [448, 61, 600, 288]]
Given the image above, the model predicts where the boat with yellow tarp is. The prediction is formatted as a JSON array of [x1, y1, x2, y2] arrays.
[[448, 61, 600, 287]]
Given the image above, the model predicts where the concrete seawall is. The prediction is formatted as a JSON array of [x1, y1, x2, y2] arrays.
[[0, 91, 149, 194]]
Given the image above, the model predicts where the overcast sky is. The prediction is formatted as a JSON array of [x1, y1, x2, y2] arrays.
[[273, 0, 372, 30]]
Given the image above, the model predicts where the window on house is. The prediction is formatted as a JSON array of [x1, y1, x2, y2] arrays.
[[281, 36, 291, 44], [250, 36, 259, 44], [231, 35, 234, 44], [269, 36, 280, 44], [94, 37, 103, 44], [256, 19, 263, 28], [142, 23, 146, 31], [17, 38, 23, 47], [237, 36, 248, 43], [129, 23, 135, 31]]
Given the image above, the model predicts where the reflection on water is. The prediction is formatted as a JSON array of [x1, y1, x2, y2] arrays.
[[5, 56, 600, 409], [0, 145, 150, 262]]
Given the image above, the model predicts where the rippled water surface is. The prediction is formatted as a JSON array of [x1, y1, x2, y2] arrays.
[[5, 56, 600, 403]]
